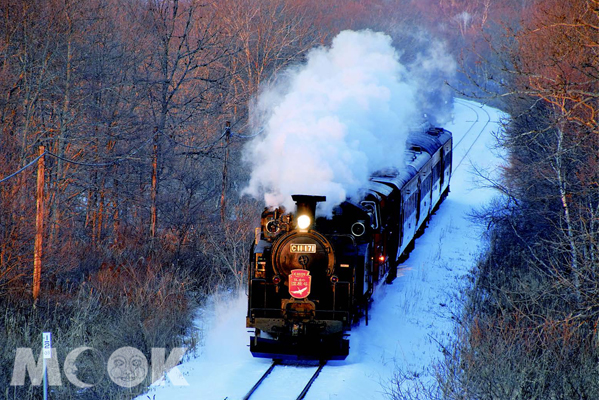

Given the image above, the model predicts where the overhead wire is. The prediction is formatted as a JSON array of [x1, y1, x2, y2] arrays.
[[163, 128, 228, 151], [0, 124, 264, 183], [46, 151, 120, 167], [231, 129, 262, 139], [165, 124, 264, 151], [45, 135, 156, 168], [0, 151, 47, 183], [229, 122, 264, 139], [0, 136, 154, 183]]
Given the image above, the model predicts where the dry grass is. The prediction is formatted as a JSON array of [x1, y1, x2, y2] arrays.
[[1, 262, 197, 400]]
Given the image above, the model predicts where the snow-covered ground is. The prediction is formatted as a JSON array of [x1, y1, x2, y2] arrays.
[[136, 98, 507, 400]]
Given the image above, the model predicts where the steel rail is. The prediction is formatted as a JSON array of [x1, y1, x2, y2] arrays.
[[243, 360, 281, 400], [453, 99, 492, 172], [296, 361, 326, 400]]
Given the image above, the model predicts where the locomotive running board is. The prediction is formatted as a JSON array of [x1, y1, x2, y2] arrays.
[[250, 336, 349, 361]]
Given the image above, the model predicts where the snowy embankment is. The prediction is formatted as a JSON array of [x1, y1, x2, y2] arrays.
[[137, 98, 507, 400]]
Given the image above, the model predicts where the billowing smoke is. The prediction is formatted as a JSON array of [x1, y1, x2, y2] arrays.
[[242, 30, 454, 216]]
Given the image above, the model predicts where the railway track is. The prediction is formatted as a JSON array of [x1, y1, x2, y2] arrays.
[[243, 360, 326, 400], [241, 100, 490, 400], [453, 99, 493, 172]]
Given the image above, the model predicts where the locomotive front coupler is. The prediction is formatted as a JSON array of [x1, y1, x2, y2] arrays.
[[282, 297, 317, 321]]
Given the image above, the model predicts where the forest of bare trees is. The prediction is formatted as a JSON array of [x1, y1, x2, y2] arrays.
[[0, 0, 597, 399], [391, 0, 599, 399]]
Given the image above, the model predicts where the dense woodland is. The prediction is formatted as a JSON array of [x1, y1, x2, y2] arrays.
[[0, 0, 597, 399]]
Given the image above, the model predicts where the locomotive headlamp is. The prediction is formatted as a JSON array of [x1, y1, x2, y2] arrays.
[[292, 195, 325, 231], [297, 215, 311, 230]]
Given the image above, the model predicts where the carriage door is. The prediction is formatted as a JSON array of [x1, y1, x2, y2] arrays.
[[415, 177, 421, 226]]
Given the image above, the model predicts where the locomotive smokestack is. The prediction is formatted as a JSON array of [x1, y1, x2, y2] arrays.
[[292, 195, 326, 231]]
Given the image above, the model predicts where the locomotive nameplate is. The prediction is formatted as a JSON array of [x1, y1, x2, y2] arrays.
[[289, 244, 316, 253]]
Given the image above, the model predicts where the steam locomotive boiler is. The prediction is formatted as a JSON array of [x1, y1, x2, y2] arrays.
[[246, 127, 452, 360]]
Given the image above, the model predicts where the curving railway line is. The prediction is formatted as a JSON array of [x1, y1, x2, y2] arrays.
[[238, 99, 496, 400], [452, 98, 493, 172]]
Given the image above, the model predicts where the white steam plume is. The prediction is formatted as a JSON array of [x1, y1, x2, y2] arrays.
[[242, 30, 450, 215]]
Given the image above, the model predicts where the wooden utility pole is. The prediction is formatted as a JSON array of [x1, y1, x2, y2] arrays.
[[150, 131, 158, 240], [33, 145, 45, 302]]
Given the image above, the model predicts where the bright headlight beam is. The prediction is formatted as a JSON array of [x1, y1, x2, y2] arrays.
[[297, 215, 311, 230]]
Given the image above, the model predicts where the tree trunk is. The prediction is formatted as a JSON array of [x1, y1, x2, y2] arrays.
[[49, 12, 73, 248], [150, 139, 158, 240], [220, 122, 231, 223], [553, 127, 580, 301]]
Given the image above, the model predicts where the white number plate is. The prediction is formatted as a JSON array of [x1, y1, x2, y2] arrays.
[[290, 244, 316, 253]]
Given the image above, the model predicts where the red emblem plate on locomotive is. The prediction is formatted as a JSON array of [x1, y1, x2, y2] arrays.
[[289, 269, 311, 299]]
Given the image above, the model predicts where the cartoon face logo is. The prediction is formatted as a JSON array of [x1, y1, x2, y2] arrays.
[[63, 347, 105, 388], [107, 347, 148, 388]]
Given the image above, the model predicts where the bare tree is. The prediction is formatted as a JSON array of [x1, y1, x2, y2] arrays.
[[131, 0, 233, 242], [423, 1, 599, 398]]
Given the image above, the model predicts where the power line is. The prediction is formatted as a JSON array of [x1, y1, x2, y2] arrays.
[[231, 128, 263, 139], [46, 135, 155, 167], [0, 151, 47, 183], [1, 124, 262, 183], [0, 136, 155, 183], [164, 124, 262, 151], [228, 122, 264, 139], [46, 151, 119, 167], [163, 129, 228, 151]]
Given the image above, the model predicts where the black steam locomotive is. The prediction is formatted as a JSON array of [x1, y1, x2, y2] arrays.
[[246, 127, 452, 360]]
